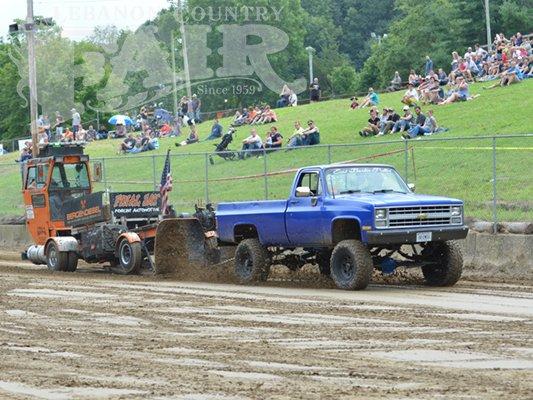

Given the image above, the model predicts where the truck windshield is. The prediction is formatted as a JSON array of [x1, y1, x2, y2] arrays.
[[325, 166, 408, 195], [50, 163, 90, 190]]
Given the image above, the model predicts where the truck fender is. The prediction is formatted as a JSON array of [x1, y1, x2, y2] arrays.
[[233, 223, 261, 243], [331, 217, 363, 244], [116, 232, 141, 253], [45, 236, 79, 253]]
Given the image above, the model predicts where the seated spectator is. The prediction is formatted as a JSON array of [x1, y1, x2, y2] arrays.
[[404, 109, 438, 139], [38, 131, 49, 145], [420, 76, 441, 104], [77, 126, 87, 142], [62, 128, 74, 142], [457, 58, 474, 82], [206, 118, 223, 140], [408, 69, 420, 86], [391, 106, 413, 133], [18, 146, 32, 163], [114, 123, 126, 138], [378, 108, 400, 135], [386, 71, 402, 92], [350, 97, 360, 110], [288, 90, 298, 106], [96, 125, 109, 140], [233, 111, 246, 126], [264, 126, 284, 150], [359, 109, 380, 137], [437, 68, 449, 86], [410, 106, 427, 130], [254, 106, 277, 124], [376, 108, 390, 136], [439, 77, 473, 104], [246, 106, 259, 124], [401, 83, 419, 107], [119, 134, 136, 154], [239, 129, 263, 159], [360, 88, 379, 108], [484, 60, 524, 88], [302, 120, 320, 145], [159, 123, 173, 137], [287, 121, 306, 148], [277, 84, 291, 108], [86, 125, 97, 141], [176, 129, 199, 147]]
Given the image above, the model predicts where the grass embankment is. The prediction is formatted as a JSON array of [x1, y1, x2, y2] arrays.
[[0, 80, 532, 220]]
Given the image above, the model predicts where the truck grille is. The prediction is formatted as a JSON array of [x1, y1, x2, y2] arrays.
[[387, 205, 453, 228]]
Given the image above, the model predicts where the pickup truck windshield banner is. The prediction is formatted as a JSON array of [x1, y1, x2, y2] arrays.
[[110, 192, 161, 218], [63, 192, 105, 227]]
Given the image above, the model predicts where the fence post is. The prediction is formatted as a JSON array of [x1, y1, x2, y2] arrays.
[[102, 158, 108, 191], [152, 155, 157, 191], [327, 144, 332, 164], [404, 140, 409, 182], [205, 153, 210, 203], [492, 137, 498, 234], [264, 150, 269, 200]]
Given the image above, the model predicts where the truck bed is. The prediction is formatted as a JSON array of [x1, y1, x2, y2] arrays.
[[216, 200, 290, 245]]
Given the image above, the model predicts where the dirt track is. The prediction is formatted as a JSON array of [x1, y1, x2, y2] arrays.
[[0, 260, 532, 399]]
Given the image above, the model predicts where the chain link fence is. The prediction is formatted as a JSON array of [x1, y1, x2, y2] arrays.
[[1, 135, 531, 230]]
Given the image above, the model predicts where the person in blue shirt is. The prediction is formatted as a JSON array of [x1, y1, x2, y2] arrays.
[[360, 88, 379, 108], [206, 118, 223, 140]]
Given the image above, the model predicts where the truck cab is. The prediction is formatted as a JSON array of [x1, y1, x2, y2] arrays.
[[22, 143, 92, 245]]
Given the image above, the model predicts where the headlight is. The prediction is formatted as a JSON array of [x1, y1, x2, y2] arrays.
[[375, 209, 387, 219], [451, 206, 462, 216]]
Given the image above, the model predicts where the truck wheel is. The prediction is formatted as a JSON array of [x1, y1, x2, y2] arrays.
[[114, 239, 142, 275], [421, 241, 463, 286], [64, 252, 78, 272], [45, 241, 69, 272], [316, 250, 332, 276], [330, 240, 373, 290], [234, 239, 270, 283]]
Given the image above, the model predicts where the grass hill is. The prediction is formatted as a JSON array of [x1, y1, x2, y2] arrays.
[[0, 80, 532, 221]]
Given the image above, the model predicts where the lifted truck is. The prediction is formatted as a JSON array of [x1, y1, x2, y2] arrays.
[[216, 164, 469, 290]]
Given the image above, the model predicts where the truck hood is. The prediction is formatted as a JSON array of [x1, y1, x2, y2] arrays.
[[333, 192, 463, 207]]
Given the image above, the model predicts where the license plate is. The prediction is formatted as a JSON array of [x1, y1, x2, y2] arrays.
[[416, 232, 432, 242]]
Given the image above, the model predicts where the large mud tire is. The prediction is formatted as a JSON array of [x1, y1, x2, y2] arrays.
[[113, 239, 142, 275], [316, 250, 332, 276], [234, 239, 270, 283], [64, 252, 78, 272], [330, 240, 373, 290], [45, 241, 69, 272], [422, 241, 463, 287]]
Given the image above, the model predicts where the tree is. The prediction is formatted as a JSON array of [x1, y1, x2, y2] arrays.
[[328, 64, 358, 96]]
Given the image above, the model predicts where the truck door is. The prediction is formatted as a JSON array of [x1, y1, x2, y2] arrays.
[[285, 170, 325, 246]]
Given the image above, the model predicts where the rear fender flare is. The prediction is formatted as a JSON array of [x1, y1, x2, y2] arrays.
[[115, 232, 141, 255], [233, 223, 261, 243], [45, 236, 79, 253]]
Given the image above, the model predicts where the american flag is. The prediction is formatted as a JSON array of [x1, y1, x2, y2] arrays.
[[159, 149, 173, 216]]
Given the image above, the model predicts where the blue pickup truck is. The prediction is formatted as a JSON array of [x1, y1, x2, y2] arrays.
[[216, 164, 468, 290]]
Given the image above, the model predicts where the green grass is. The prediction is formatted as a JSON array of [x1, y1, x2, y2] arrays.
[[0, 80, 532, 221]]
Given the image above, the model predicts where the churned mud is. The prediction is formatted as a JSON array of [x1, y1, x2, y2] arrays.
[[0, 255, 532, 399]]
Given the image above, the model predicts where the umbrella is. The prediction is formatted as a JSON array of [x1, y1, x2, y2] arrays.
[[108, 115, 134, 126]]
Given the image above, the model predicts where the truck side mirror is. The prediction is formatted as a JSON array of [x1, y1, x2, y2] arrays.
[[408, 183, 416, 192], [295, 187, 311, 198]]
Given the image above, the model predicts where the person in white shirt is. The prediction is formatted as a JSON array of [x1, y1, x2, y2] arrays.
[[288, 91, 298, 106], [401, 83, 419, 106], [239, 129, 263, 159]]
